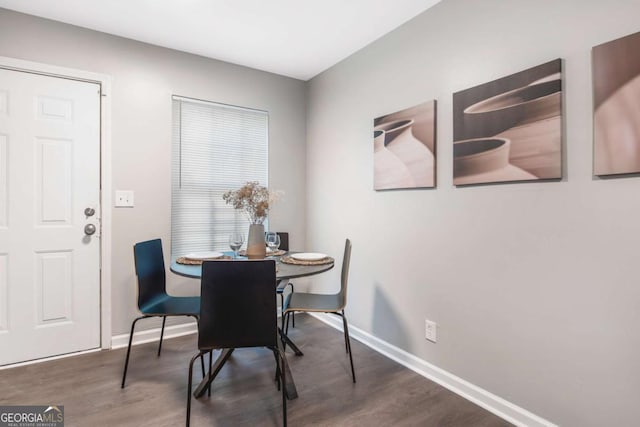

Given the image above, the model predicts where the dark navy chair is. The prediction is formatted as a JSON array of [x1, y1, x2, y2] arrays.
[[121, 238, 202, 388], [273, 232, 296, 327], [186, 259, 286, 426]]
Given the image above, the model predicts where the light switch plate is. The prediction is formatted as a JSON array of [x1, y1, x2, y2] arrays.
[[115, 190, 134, 207]]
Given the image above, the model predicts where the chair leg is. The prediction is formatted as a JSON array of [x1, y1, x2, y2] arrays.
[[289, 284, 295, 329], [280, 293, 286, 331], [343, 317, 349, 353], [208, 351, 213, 397], [157, 316, 167, 356], [186, 352, 202, 427], [200, 354, 205, 380], [190, 314, 205, 379], [341, 311, 356, 383], [121, 315, 148, 388], [272, 348, 281, 390], [277, 348, 287, 427], [285, 312, 291, 335]]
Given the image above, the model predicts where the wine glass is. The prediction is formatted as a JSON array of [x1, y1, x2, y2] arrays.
[[265, 232, 280, 256], [229, 232, 244, 258]]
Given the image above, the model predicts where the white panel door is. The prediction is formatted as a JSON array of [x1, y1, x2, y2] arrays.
[[0, 68, 101, 365]]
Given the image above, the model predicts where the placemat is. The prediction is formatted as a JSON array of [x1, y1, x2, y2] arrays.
[[238, 249, 286, 257], [176, 255, 233, 265], [280, 255, 334, 266]]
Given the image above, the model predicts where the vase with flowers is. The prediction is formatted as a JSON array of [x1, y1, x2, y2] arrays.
[[223, 181, 282, 259]]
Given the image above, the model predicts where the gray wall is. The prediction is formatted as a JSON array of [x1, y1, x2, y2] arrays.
[[0, 9, 308, 335], [306, 0, 640, 426]]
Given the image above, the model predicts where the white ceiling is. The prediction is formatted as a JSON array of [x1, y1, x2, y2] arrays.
[[0, 0, 440, 80]]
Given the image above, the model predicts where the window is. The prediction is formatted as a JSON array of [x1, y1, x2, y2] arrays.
[[171, 96, 268, 257]]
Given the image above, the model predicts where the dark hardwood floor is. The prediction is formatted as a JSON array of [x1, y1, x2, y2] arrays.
[[0, 314, 511, 426]]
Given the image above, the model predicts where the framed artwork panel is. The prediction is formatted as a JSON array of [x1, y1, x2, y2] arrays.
[[452, 59, 563, 186], [373, 100, 437, 190], [593, 31, 640, 176]]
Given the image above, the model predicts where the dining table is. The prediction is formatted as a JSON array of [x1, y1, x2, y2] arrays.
[[169, 252, 335, 400]]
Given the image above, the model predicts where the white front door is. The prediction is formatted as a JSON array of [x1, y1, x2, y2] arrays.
[[0, 68, 101, 366]]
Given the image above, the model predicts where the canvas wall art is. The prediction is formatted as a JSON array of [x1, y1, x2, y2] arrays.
[[452, 59, 563, 186], [593, 31, 640, 176], [373, 100, 436, 190]]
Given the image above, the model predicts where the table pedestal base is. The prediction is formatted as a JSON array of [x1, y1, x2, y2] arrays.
[[193, 335, 299, 400]]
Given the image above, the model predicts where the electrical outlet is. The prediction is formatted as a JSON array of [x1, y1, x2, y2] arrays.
[[425, 319, 437, 343]]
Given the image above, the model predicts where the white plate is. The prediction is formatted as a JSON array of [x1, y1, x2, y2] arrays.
[[184, 251, 223, 260], [290, 252, 327, 261]]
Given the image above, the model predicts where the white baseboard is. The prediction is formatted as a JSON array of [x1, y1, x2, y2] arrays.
[[310, 313, 557, 427], [111, 321, 198, 349]]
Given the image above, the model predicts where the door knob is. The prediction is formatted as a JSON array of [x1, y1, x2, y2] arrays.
[[84, 224, 96, 236]]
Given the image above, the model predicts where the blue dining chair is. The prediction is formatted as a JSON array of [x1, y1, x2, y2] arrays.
[[121, 238, 202, 388]]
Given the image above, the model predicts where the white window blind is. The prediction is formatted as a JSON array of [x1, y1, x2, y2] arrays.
[[171, 96, 268, 257]]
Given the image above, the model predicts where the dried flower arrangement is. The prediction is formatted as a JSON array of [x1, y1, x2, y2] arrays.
[[222, 181, 282, 224]]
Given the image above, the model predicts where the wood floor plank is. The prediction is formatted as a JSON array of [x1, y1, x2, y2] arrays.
[[0, 314, 511, 426]]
